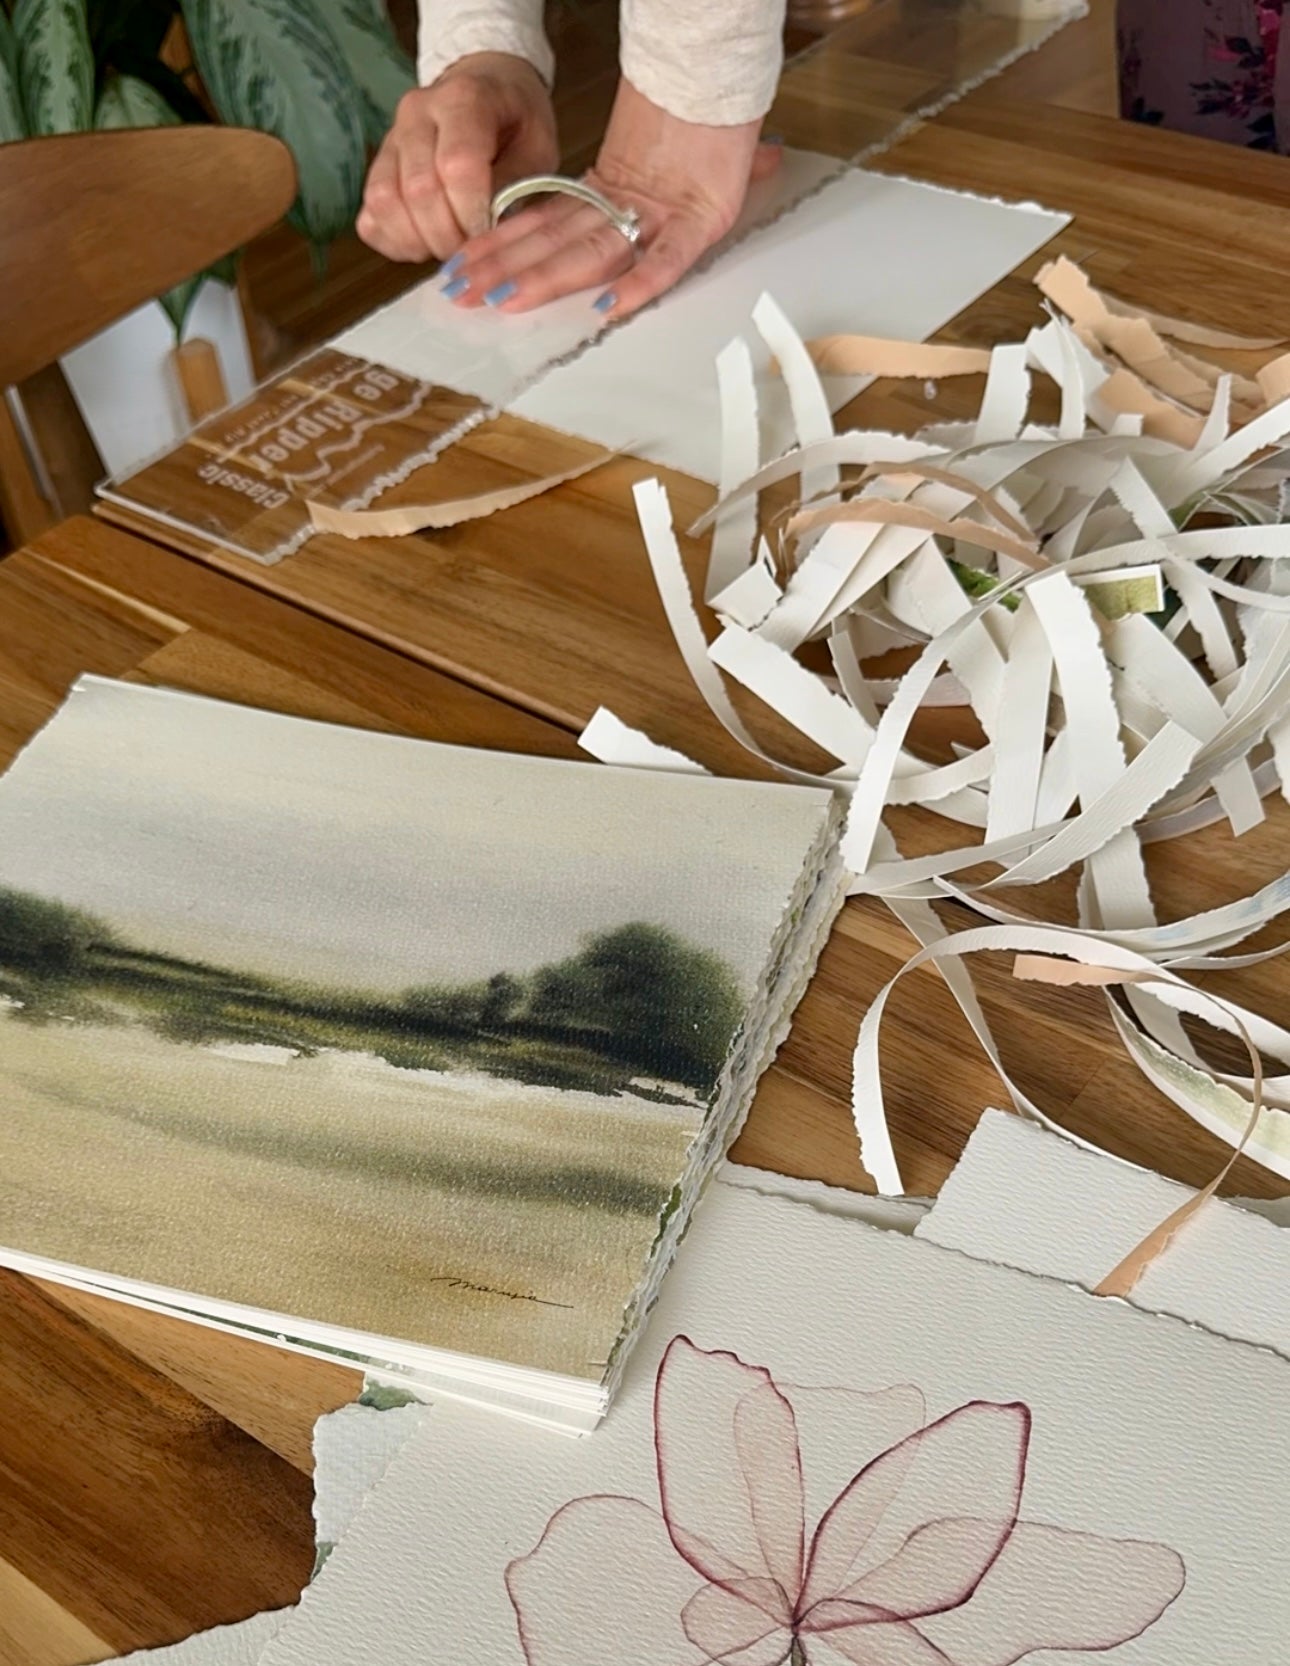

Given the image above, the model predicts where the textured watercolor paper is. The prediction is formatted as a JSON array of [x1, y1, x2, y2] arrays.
[[0, 678, 843, 1426], [337, 160, 1067, 484], [311, 1400, 428, 1564], [916, 1108, 1290, 1355], [104, 1173, 924, 1666], [258, 1174, 1289, 1666], [511, 173, 1067, 481], [331, 150, 843, 406], [107, 1611, 286, 1666]]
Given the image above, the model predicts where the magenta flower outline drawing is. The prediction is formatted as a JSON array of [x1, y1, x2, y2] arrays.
[[506, 1337, 1185, 1666]]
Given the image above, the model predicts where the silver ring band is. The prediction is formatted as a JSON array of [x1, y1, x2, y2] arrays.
[[488, 175, 642, 245]]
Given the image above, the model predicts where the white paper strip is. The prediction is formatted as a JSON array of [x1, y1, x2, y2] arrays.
[[577, 708, 709, 774], [627, 264, 1290, 1188]]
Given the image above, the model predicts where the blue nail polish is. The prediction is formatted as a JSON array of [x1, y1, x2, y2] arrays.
[[593, 291, 616, 313], [442, 275, 470, 299], [484, 280, 518, 306], [763, 132, 784, 145], [440, 251, 464, 279]]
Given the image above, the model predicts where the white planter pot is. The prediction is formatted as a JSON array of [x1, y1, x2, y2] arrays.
[[60, 278, 256, 479]]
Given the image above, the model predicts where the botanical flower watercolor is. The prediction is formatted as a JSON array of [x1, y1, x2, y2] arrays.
[[507, 1340, 1184, 1666], [251, 1182, 1290, 1666]]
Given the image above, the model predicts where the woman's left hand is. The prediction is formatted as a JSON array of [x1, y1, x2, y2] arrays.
[[438, 77, 782, 321]]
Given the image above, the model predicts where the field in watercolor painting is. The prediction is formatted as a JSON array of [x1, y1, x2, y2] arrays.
[[0, 1003, 696, 1378], [0, 887, 743, 1379], [0, 685, 824, 1382]]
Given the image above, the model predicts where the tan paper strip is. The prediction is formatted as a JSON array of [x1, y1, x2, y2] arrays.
[[857, 461, 1035, 545], [1257, 352, 1290, 407], [306, 450, 619, 539], [1094, 368, 1204, 448], [688, 433, 937, 536], [1012, 956, 1263, 1298], [1130, 304, 1284, 353], [800, 336, 993, 379], [1033, 256, 1108, 331], [1037, 259, 1262, 414], [785, 500, 1044, 567], [1036, 256, 1285, 352], [1095, 316, 1262, 413]]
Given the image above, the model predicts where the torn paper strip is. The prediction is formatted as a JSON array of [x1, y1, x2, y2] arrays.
[[626, 262, 1290, 1195], [306, 449, 619, 538]]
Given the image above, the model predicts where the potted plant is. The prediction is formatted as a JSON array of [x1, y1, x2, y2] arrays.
[[0, 0, 414, 473]]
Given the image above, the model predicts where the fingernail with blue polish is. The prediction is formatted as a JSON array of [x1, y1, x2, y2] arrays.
[[442, 274, 470, 299], [484, 280, 517, 307], [764, 132, 784, 144], [593, 291, 616, 313], [440, 251, 464, 279]]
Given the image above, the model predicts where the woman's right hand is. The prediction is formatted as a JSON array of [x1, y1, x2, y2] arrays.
[[357, 53, 558, 265]]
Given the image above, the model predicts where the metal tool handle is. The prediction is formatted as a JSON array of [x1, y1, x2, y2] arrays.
[[488, 175, 642, 244]]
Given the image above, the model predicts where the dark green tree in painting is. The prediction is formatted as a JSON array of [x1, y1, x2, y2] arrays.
[[0, 882, 744, 1095], [0, 886, 112, 976], [529, 923, 743, 1089], [402, 971, 529, 1036], [529, 957, 602, 1028], [479, 971, 524, 1029]]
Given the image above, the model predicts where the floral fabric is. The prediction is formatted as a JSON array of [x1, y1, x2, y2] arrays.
[[1118, 0, 1290, 152]]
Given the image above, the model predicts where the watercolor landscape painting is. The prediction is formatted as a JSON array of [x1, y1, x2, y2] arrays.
[[0, 680, 837, 1382]]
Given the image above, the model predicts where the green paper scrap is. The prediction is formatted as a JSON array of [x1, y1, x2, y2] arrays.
[[1082, 565, 1166, 623]]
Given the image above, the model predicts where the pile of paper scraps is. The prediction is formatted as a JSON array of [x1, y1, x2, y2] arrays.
[[579, 255, 1290, 1201]]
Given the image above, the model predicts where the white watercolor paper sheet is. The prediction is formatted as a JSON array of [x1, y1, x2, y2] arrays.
[[916, 1108, 1290, 1355], [511, 173, 1068, 480], [255, 1173, 1290, 1666], [93, 1168, 918, 1666], [336, 153, 1068, 483], [331, 150, 843, 408]]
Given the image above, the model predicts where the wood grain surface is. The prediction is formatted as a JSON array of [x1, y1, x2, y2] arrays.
[[0, 128, 295, 389], [7, 2, 1290, 1659]]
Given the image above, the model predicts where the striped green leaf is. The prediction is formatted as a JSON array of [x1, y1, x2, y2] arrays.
[[91, 73, 233, 342], [0, 9, 28, 142], [13, 0, 94, 135], [181, 0, 367, 249], [94, 71, 182, 129], [316, 0, 414, 148]]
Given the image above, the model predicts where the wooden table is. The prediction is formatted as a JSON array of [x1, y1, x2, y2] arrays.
[[6, 5, 1290, 1659]]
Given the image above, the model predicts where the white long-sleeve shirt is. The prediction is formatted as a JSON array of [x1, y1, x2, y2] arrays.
[[416, 0, 785, 127]]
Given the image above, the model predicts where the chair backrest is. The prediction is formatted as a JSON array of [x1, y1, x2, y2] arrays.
[[0, 126, 297, 388]]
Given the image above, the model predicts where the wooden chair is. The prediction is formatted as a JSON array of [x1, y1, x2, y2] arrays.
[[0, 126, 297, 546]]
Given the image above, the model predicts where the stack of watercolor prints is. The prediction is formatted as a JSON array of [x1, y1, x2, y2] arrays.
[[0, 677, 843, 1429]]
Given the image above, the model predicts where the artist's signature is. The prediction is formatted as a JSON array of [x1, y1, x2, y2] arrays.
[[427, 1275, 572, 1311]]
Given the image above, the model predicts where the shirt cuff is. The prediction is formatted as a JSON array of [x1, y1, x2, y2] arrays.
[[618, 1, 785, 126], [417, 10, 555, 91]]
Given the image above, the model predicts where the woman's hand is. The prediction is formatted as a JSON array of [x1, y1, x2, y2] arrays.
[[357, 53, 559, 264], [440, 77, 782, 321]]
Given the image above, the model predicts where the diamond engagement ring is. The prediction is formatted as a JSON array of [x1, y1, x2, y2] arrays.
[[488, 175, 642, 246]]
